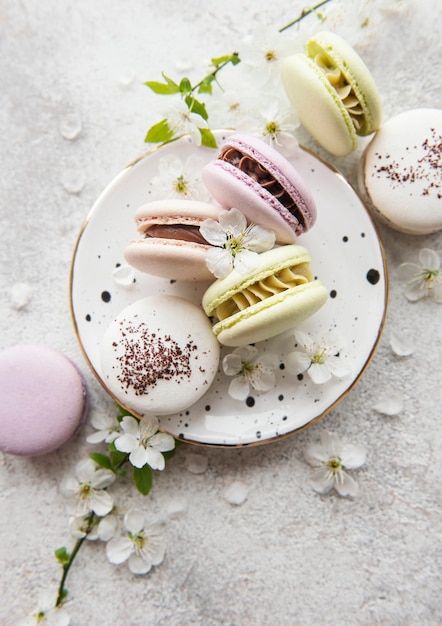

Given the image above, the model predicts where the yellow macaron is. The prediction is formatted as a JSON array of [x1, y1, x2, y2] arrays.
[[202, 245, 328, 347]]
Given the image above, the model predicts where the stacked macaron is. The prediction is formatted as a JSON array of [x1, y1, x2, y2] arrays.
[[119, 132, 328, 360]]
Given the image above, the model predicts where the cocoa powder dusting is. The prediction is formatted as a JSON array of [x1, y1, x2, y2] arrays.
[[114, 318, 197, 396], [373, 128, 442, 198]]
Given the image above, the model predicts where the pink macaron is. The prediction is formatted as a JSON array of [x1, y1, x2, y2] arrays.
[[201, 133, 317, 243], [0, 345, 88, 456], [124, 199, 223, 281]]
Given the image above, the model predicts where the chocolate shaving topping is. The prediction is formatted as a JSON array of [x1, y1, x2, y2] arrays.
[[220, 146, 306, 227], [114, 319, 197, 397]]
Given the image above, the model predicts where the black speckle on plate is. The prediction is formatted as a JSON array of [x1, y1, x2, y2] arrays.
[[366, 269, 380, 285]]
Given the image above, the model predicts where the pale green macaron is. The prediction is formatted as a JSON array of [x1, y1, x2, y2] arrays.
[[202, 245, 328, 347], [281, 31, 382, 156]]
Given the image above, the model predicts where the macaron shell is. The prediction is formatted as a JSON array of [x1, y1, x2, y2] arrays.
[[133, 199, 223, 225], [0, 345, 88, 456], [281, 53, 357, 157], [306, 32, 382, 136], [214, 281, 329, 347], [100, 295, 220, 416], [360, 108, 442, 234], [124, 238, 214, 281]]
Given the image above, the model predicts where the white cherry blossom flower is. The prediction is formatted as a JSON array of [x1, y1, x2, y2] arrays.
[[18, 590, 70, 626], [164, 98, 207, 146], [60, 458, 115, 517], [106, 509, 166, 575], [200, 208, 276, 278], [398, 248, 442, 303], [222, 346, 278, 401], [148, 153, 209, 201], [286, 330, 351, 384], [86, 413, 122, 444], [113, 415, 175, 470], [240, 101, 300, 156], [304, 431, 366, 497], [240, 25, 295, 86]]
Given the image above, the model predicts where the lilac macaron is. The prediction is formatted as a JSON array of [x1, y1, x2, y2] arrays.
[[201, 133, 317, 243], [0, 345, 89, 456]]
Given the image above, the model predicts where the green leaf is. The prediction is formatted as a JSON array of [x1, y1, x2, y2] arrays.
[[179, 77, 192, 94], [197, 77, 214, 95], [110, 448, 127, 468], [90, 452, 112, 469], [116, 403, 135, 418], [184, 95, 208, 121], [133, 465, 153, 496], [144, 72, 179, 95], [211, 52, 240, 67], [54, 547, 70, 565], [144, 118, 175, 144], [199, 128, 218, 149]]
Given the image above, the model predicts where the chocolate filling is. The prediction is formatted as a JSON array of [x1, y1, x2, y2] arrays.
[[220, 146, 306, 228], [145, 224, 208, 245]]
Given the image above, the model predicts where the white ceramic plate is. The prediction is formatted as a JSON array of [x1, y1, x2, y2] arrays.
[[70, 132, 387, 447]]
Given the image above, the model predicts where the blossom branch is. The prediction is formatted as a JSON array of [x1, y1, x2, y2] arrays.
[[278, 0, 334, 32]]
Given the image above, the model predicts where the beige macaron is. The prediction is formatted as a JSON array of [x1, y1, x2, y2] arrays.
[[124, 199, 223, 281]]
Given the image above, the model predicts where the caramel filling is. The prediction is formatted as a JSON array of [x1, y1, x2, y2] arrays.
[[220, 147, 306, 228], [313, 53, 364, 131], [215, 262, 312, 320], [145, 223, 208, 245]]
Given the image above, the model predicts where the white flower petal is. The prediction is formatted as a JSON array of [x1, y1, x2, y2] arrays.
[[90, 468, 116, 489], [90, 489, 114, 516], [419, 248, 440, 270], [326, 357, 351, 379], [125, 509, 145, 534], [234, 249, 260, 274], [403, 281, 425, 302], [129, 445, 149, 468], [219, 207, 248, 234], [285, 350, 311, 374], [319, 431, 342, 457], [199, 218, 228, 246], [242, 224, 276, 251], [128, 553, 152, 575], [222, 352, 244, 376], [106, 536, 133, 564], [86, 431, 108, 444], [304, 443, 330, 467], [120, 415, 141, 437], [114, 433, 138, 454], [148, 432, 175, 452], [228, 376, 250, 401], [397, 261, 420, 280], [97, 514, 119, 542], [373, 391, 404, 416], [308, 362, 332, 384], [334, 471, 359, 497], [75, 458, 96, 482], [389, 332, 414, 357], [311, 474, 335, 494], [341, 444, 367, 469], [205, 247, 233, 278], [144, 446, 166, 471]]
